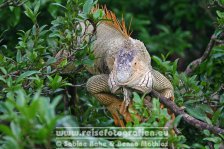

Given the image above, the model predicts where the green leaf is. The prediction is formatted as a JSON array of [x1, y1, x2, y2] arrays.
[[212, 107, 223, 124], [216, 10, 224, 19], [0, 124, 13, 136], [198, 104, 214, 114], [48, 75, 63, 90], [15, 90, 26, 107], [17, 71, 40, 82], [83, 59, 94, 67], [51, 95, 62, 109], [203, 137, 221, 143], [132, 92, 141, 104], [173, 58, 179, 72], [16, 50, 22, 63], [10, 122, 21, 140], [51, 3, 67, 10], [0, 67, 7, 75], [220, 94, 224, 104], [93, 9, 104, 20], [24, 7, 35, 23], [205, 117, 212, 125], [33, 90, 41, 101], [220, 0, 224, 4], [2, 136, 18, 149], [203, 130, 210, 136], [173, 114, 183, 128], [152, 56, 162, 65], [192, 143, 205, 148], [12, 7, 21, 27], [58, 58, 68, 67], [214, 144, 221, 149], [0, 76, 6, 83], [34, 0, 40, 14], [46, 66, 52, 74], [185, 105, 207, 122], [83, 0, 94, 14]]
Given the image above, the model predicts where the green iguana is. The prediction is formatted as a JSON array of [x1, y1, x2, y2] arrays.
[[84, 7, 174, 127]]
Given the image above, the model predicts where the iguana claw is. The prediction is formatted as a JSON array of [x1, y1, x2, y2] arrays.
[[120, 87, 131, 114]]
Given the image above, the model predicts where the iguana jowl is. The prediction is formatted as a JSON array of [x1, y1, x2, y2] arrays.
[[85, 7, 174, 127]]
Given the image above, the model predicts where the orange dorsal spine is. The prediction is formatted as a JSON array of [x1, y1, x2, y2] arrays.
[[92, 5, 131, 38]]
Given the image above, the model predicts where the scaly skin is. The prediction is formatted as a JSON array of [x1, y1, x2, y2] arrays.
[[85, 8, 174, 126]]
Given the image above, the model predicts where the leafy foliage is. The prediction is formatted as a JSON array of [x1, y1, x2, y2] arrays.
[[0, 0, 224, 148]]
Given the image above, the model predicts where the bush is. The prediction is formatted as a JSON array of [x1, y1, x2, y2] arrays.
[[0, 0, 224, 148]]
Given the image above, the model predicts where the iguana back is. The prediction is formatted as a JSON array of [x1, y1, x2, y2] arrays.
[[90, 23, 127, 74], [86, 7, 151, 76]]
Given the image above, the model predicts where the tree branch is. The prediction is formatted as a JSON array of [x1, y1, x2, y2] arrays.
[[184, 33, 216, 75], [216, 0, 224, 9], [0, 0, 27, 9], [151, 90, 224, 135]]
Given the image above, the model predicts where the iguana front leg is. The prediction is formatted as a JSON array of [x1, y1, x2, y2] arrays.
[[152, 69, 174, 98], [152, 69, 175, 119], [86, 74, 132, 127]]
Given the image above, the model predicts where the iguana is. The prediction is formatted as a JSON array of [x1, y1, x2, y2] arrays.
[[84, 7, 174, 127]]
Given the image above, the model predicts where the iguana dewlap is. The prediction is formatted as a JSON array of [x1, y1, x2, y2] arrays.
[[85, 7, 174, 127]]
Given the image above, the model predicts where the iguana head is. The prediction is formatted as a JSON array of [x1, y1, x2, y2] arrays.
[[116, 48, 135, 83], [108, 39, 153, 94]]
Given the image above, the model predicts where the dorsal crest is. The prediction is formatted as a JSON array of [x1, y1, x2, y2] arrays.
[[92, 5, 132, 38]]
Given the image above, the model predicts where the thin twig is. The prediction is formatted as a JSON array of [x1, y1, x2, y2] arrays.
[[214, 39, 224, 44], [199, 1, 216, 21], [0, 0, 27, 9], [216, 0, 224, 9], [151, 90, 224, 135], [185, 33, 216, 75], [0, 0, 9, 8], [69, 83, 86, 87]]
